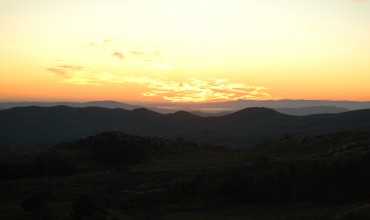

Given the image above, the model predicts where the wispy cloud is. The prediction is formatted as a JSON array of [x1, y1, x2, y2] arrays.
[[51, 67, 271, 102], [112, 51, 125, 60], [88, 39, 161, 63], [51, 40, 268, 102], [143, 78, 271, 102], [47, 65, 84, 77]]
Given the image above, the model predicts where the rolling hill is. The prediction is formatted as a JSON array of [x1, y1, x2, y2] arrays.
[[1, 106, 370, 148]]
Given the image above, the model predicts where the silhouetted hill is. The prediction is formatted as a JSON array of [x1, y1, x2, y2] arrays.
[[1, 106, 370, 147], [227, 107, 282, 119], [168, 111, 201, 121]]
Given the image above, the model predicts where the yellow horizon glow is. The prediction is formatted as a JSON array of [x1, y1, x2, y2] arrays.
[[1, 0, 370, 102]]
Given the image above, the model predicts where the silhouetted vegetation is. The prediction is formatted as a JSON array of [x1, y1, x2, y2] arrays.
[[1, 129, 370, 219]]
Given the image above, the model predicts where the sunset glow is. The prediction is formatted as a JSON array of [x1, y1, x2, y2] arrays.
[[1, 0, 370, 102]]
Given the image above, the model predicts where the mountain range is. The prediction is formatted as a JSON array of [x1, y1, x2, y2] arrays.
[[0, 100, 358, 116], [1, 106, 370, 148], [151, 99, 370, 112], [0, 101, 140, 111]]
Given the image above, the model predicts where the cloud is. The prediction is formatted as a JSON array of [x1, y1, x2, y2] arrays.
[[142, 78, 271, 102], [50, 38, 268, 102], [47, 65, 84, 76], [87, 39, 162, 65], [53, 69, 271, 102], [112, 51, 125, 60], [112, 50, 160, 61]]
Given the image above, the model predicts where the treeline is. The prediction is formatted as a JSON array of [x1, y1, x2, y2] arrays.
[[0, 132, 204, 180], [2, 131, 370, 219], [166, 132, 370, 204], [221, 153, 370, 203]]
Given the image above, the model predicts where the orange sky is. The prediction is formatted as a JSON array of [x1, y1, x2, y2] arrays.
[[1, 0, 370, 102]]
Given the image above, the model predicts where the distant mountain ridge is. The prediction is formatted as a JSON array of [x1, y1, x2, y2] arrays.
[[1, 100, 368, 116], [1, 106, 370, 148], [0, 100, 140, 110], [276, 106, 348, 116], [176, 99, 370, 110], [190, 106, 348, 117]]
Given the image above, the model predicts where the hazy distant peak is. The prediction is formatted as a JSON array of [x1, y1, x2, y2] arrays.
[[276, 106, 348, 116], [132, 107, 153, 112], [225, 107, 283, 120], [232, 107, 280, 115], [171, 110, 197, 117], [168, 111, 201, 120], [132, 108, 161, 117]]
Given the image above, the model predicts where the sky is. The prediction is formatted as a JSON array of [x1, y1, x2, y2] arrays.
[[1, 0, 370, 103]]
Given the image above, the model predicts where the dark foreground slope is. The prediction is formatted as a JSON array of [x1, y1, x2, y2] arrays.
[[1, 106, 370, 147], [0, 131, 207, 179], [1, 131, 370, 219]]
